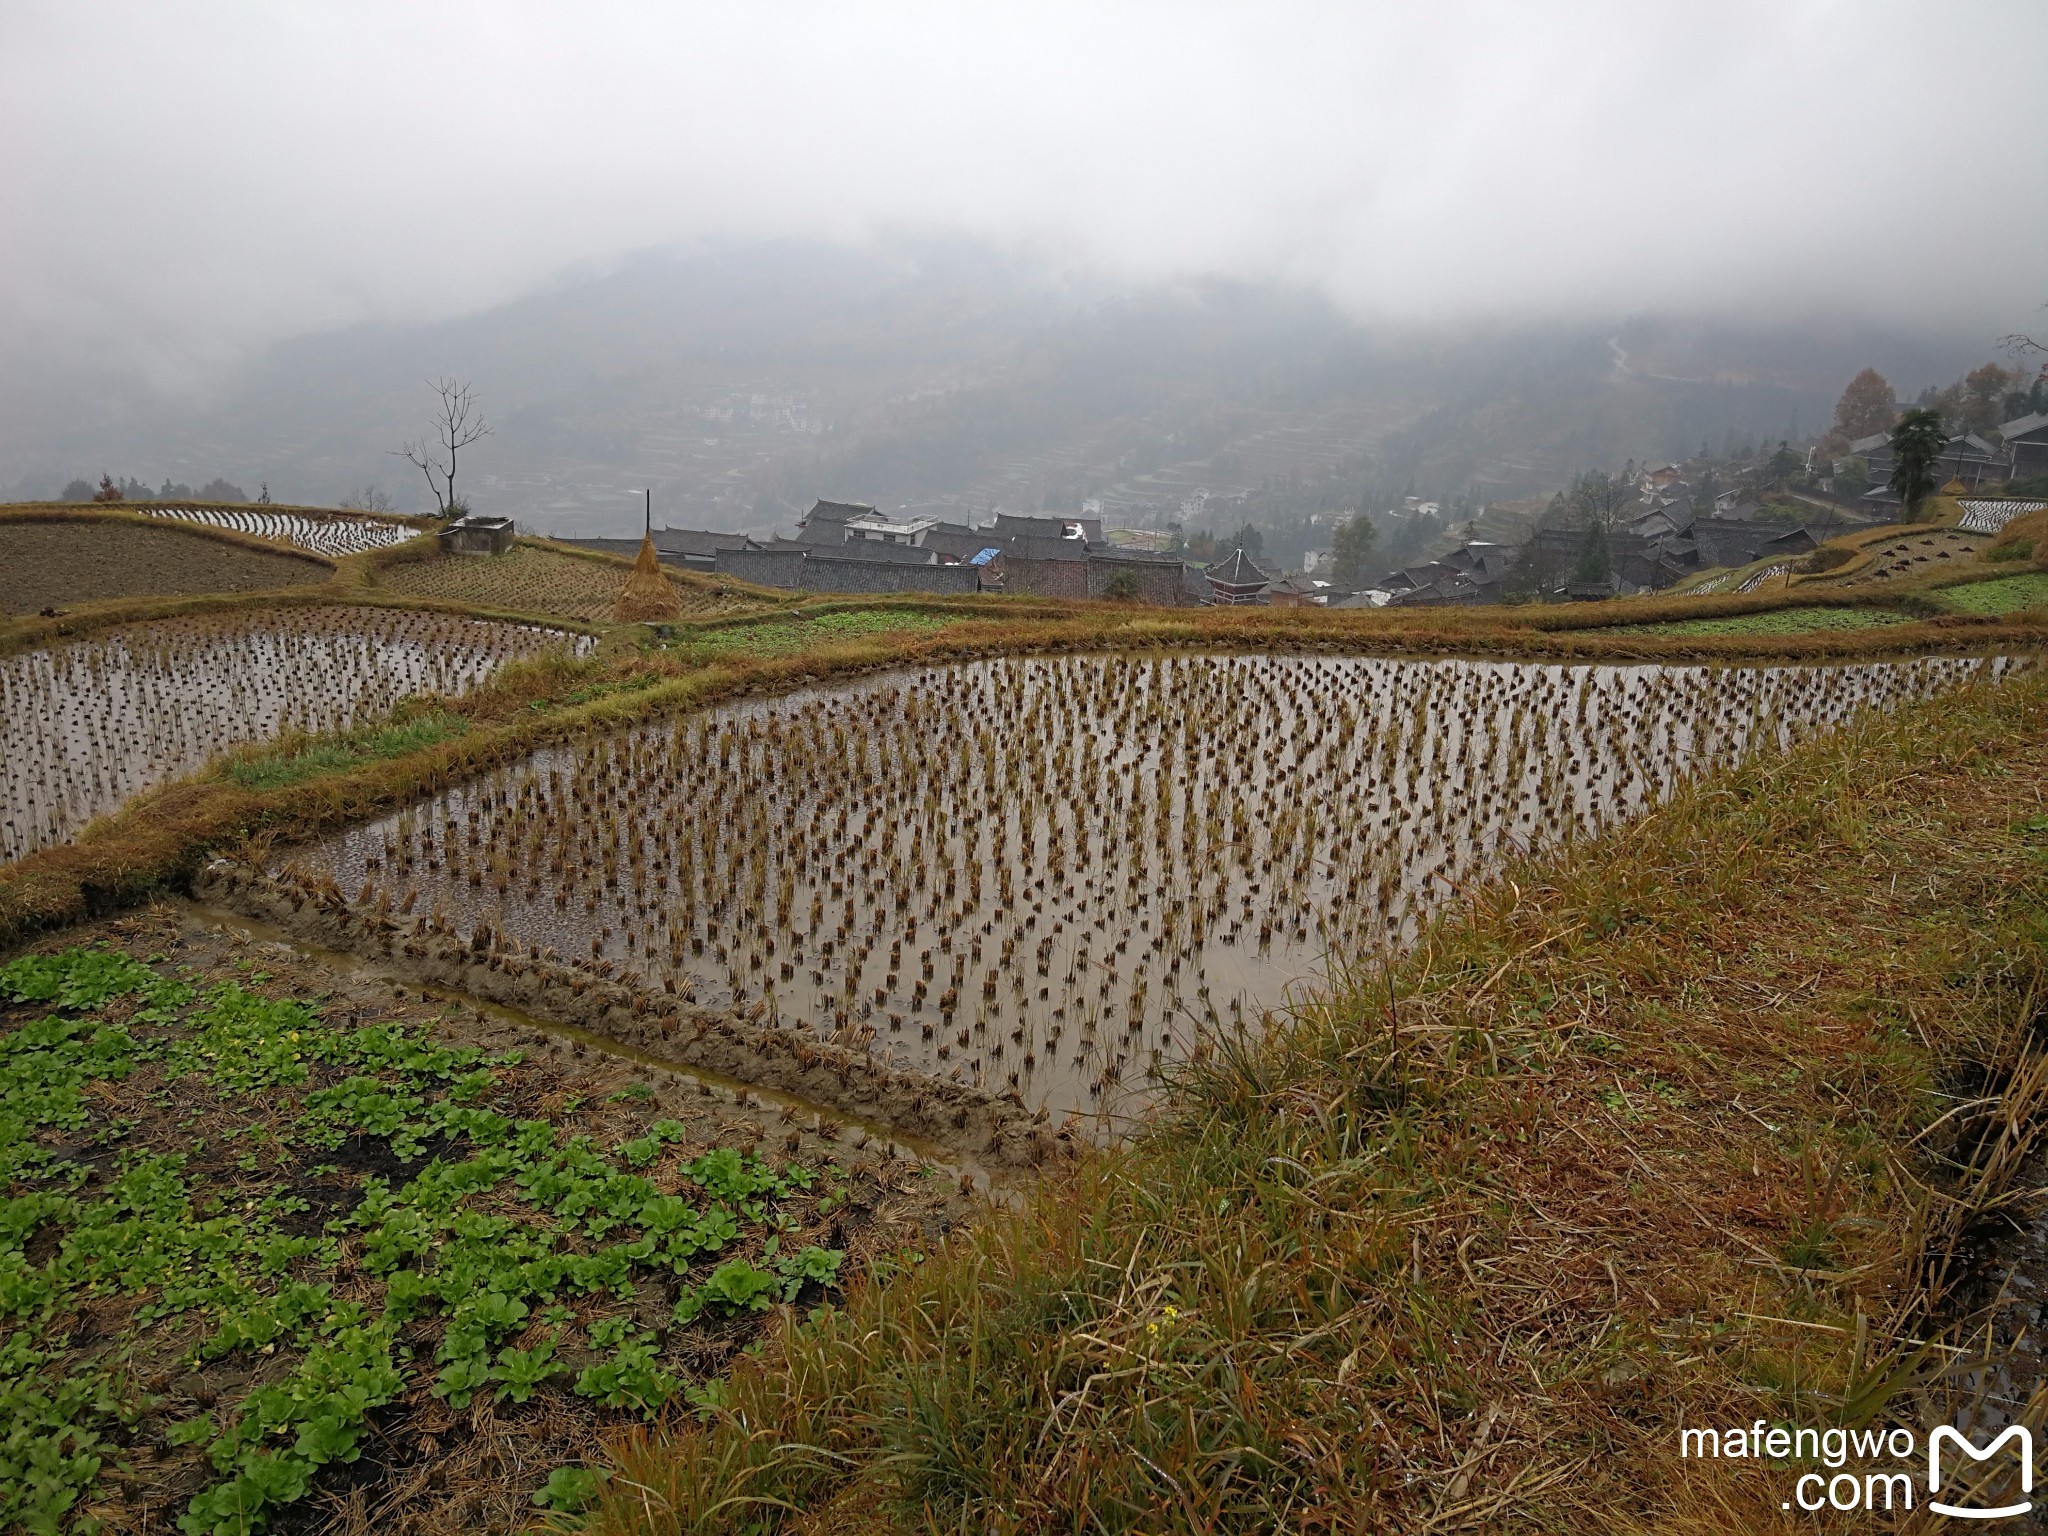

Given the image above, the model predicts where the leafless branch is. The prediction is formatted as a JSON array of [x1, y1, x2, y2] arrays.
[[389, 377, 491, 517]]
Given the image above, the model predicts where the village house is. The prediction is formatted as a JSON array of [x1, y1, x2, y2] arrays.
[[1999, 412, 2048, 479], [1204, 547, 1272, 605], [1931, 433, 2012, 489], [568, 498, 1198, 604]]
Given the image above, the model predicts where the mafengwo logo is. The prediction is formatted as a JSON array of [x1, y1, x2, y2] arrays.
[[1679, 1420, 2034, 1518], [1929, 1426, 2034, 1521]]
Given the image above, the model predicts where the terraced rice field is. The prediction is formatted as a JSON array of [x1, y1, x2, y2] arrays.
[[279, 652, 2022, 1124], [135, 504, 424, 556], [1833, 526, 1989, 584], [1957, 498, 2045, 535], [1734, 561, 1795, 593], [1, 608, 590, 861], [0, 521, 328, 613], [374, 546, 766, 623]]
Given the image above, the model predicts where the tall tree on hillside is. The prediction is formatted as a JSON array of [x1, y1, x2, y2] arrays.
[[2004, 366, 2048, 421], [1887, 408, 1946, 520], [1832, 456, 1869, 505], [1825, 368, 1896, 450], [1962, 362, 2015, 433], [1765, 440, 1801, 487], [1567, 470, 1630, 532], [1329, 512, 1379, 587], [394, 377, 491, 519], [1570, 520, 1613, 591]]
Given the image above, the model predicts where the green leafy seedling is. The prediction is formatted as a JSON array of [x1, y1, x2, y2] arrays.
[[491, 1338, 559, 1404], [534, 1465, 608, 1513]]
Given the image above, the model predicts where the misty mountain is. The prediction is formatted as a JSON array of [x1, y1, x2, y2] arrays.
[[4, 240, 1996, 536]]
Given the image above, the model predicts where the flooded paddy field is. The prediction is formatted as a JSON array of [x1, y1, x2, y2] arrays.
[[134, 502, 423, 556], [2, 606, 591, 861], [273, 651, 2027, 1127]]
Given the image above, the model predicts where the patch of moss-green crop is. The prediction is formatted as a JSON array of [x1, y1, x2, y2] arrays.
[[1611, 605, 1910, 637], [224, 711, 472, 791], [1934, 572, 2048, 615], [671, 609, 968, 659], [0, 943, 846, 1534]]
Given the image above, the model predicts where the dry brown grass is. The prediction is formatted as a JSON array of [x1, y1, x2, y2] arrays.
[[0, 507, 336, 614], [364, 540, 774, 623], [613, 535, 687, 622]]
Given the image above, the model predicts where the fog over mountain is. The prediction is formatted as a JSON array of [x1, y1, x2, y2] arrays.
[[4, 1, 2042, 526]]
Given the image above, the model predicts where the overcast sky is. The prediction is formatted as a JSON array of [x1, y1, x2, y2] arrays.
[[6, 0, 2046, 389]]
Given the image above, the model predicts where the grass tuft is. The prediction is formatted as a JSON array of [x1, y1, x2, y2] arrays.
[[223, 710, 474, 790], [665, 609, 976, 659]]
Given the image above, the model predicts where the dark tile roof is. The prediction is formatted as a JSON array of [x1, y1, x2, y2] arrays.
[[821, 538, 938, 565], [1005, 534, 1088, 562], [652, 526, 750, 560], [923, 525, 998, 561], [1206, 547, 1270, 588], [1762, 527, 1818, 555], [992, 512, 1103, 544], [1692, 519, 1776, 569], [1089, 547, 1182, 565]]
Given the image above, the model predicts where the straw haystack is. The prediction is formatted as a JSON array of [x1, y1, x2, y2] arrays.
[[612, 534, 683, 622]]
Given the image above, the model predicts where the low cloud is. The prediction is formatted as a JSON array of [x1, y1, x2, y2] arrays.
[[5, 0, 2045, 388]]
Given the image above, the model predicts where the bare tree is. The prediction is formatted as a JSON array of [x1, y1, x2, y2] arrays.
[[393, 377, 490, 519], [339, 484, 395, 514], [1566, 469, 1632, 532], [2001, 298, 2047, 357]]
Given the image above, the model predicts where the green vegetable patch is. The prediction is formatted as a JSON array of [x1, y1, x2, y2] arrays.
[[0, 943, 857, 1534], [668, 608, 969, 659], [1610, 604, 1911, 637], [1933, 570, 2048, 614], [223, 710, 472, 791]]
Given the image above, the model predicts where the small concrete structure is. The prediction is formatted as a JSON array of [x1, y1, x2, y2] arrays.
[[845, 513, 938, 546], [439, 515, 515, 556]]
